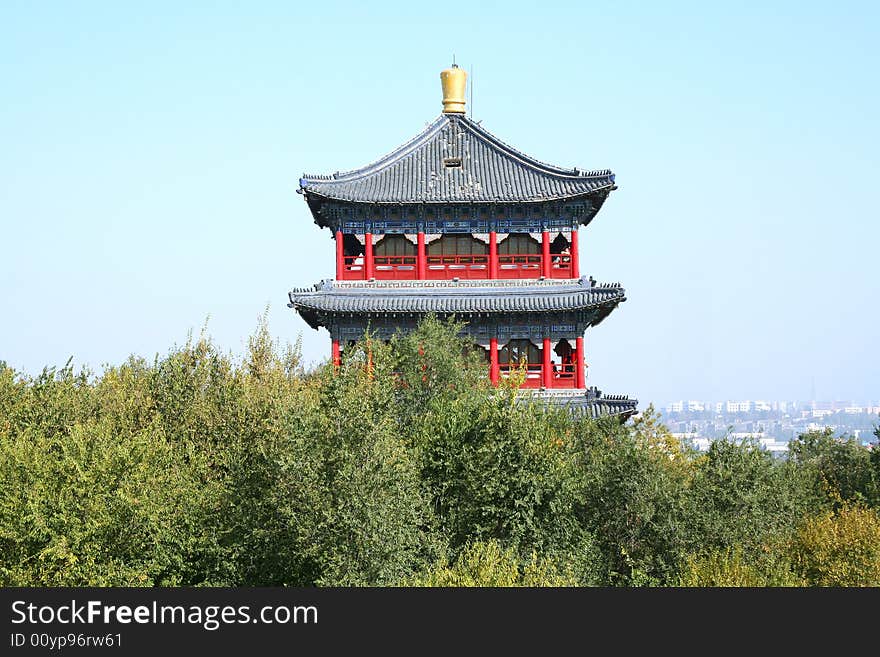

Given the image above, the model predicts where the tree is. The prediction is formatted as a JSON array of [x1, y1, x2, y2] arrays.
[[407, 540, 577, 587], [683, 438, 816, 570], [789, 428, 878, 509], [678, 546, 801, 587], [573, 414, 692, 586], [790, 503, 880, 586], [0, 419, 216, 586]]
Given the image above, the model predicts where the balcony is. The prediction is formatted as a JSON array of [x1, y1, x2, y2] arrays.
[[373, 255, 417, 280], [336, 230, 579, 281], [498, 363, 544, 388], [498, 254, 543, 279], [426, 254, 490, 280], [497, 362, 578, 389]]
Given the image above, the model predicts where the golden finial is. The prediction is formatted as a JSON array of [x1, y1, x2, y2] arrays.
[[440, 63, 467, 114]]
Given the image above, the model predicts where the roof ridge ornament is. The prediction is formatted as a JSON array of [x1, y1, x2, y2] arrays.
[[440, 64, 467, 115]]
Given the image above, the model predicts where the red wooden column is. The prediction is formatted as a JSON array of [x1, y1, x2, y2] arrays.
[[541, 231, 551, 278], [364, 232, 374, 280], [570, 229, 580, 279], [417, 231, 426, 279], [575, 336, 586, 388], [489, 231, 498, 279], [335, 231, 344, 279], [489, 337, 499, 385], [542, 337, 552, 388], [332, 339, 341, 368]]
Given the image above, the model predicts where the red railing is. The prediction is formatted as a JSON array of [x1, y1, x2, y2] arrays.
[[495, 363, 578, 389], [498, 363, 544, 389], [373, 255, 417, 280], [425, 254, 490, 280], [341, 252, 574, 281], [497, 254, 542, 279], [341, 255, 365, 280], [548, 254, 573, 279], [550, 364, 577, 389]]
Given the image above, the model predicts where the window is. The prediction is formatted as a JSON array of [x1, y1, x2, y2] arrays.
[[498, 234, 540, 255], [427, 234, 489, 256], [499, 339, 541, 365], [374, 235, 416, 256]]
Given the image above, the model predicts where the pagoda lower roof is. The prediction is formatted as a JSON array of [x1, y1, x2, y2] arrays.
[[524, 387, 638, 419], [298, 114, 616, 205], [288, 277, 625, 330]]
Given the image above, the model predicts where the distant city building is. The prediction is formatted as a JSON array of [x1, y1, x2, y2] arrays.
[[757, 437, 789, 455], [662, 398, 877, 455]]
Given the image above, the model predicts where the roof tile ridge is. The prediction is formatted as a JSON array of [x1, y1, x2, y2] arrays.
[[300, 115, 449, 183], [458, 115, 614, 181]]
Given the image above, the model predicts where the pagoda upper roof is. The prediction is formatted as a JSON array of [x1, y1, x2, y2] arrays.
[[288, 277, 625, 330], [298, 114, 616, 204]]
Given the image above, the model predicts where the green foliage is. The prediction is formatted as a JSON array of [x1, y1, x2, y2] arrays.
[[684, 438, 817, 558], [0, 314, 873, 587], [789, 428, 879, 508], [574, 410, 692, 586], [678, 546, 802, 587], [407, 540, 577, 587], [273, 337, 443, 586], [0, 419, 215, 586], [789, 503, 880, 586]]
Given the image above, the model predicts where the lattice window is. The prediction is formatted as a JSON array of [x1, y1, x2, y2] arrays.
[[499, 339, 541, 365], [374, 235, 416, 256], [498, 234, 540, 254], [426, 234, 489, 255]]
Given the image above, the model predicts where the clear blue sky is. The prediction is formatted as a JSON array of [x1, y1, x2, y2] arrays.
[[1, 1, 877, 407]]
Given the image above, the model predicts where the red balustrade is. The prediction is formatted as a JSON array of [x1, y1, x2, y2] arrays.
[[497, 254, 542, 279], [495, 362, 577, 389], [338, 240, 575, 281], [341, 255, 366, 280], [548, 254, 573, 278], [551, 363, 577, 389], [498, 363, 544, 388], [373, 255, 418, 280], [425, 254, 490, 280]]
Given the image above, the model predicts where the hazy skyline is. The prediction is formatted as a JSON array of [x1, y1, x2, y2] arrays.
[[1, 2, 877, 407]]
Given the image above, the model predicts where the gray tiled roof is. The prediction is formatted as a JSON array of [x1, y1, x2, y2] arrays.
[[526, 387, 638, 419], [288, 278, 625, 329], [298, 114, 615, 204]]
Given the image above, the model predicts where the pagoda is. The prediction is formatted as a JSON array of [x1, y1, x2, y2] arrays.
[[289, 65, 637, 418]]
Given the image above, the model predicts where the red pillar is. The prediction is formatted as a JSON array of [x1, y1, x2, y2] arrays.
[[335, 230, 344, 279], [489, 337, 499, 385], [576, 336, 585, 388], [417, 231, 426, 279], [541, 230, 551, 278], [570, 229, 580, 279], [332, 339, 341, 368], [489, 231, 498, 279], [542, 337, 552, 389], [364, 232, 374, 280]]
